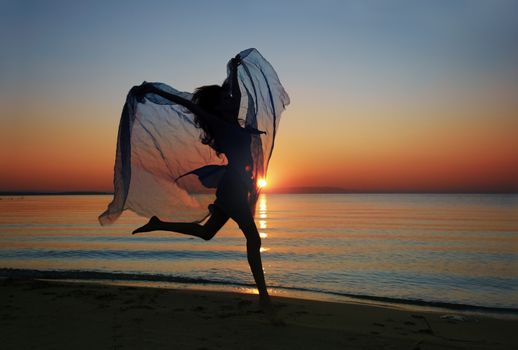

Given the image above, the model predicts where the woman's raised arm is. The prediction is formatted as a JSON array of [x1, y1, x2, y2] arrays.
[[221, 57, 242, 117], [229, 56, 241, 101], [133, 83, 216, 123]]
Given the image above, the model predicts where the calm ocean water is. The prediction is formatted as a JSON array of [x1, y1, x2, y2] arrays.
[[0, 194, 517, 313]]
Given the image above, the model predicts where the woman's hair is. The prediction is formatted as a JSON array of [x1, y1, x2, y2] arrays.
[[192, 85, 223, 154]]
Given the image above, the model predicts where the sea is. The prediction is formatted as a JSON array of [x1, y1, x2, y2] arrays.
[[1, 194, 517, 317]]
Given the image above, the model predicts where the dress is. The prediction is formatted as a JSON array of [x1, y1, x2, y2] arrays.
[[212, 121, 255, 225], [98, 48, 289, 225]]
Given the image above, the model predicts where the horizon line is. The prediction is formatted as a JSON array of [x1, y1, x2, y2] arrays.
[[1, 188, 517, 196]]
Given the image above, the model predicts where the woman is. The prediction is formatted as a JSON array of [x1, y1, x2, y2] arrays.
[[99, 49, 289, 316]]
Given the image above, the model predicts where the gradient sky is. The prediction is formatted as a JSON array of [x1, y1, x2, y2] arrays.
[[1, 0, 517, 192]]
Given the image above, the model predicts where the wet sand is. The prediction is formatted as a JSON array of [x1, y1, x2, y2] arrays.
[[1, 279, 516, 350]]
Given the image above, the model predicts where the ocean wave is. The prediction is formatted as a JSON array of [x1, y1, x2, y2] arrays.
[[1, 267, 517, 317]]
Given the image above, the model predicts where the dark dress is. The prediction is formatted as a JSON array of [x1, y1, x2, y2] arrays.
[[210, 119, 255, 227]]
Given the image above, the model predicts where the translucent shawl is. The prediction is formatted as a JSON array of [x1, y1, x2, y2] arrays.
[[99, 48, 289, 225]]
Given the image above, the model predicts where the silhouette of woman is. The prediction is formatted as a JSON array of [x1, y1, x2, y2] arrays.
[[99, 49, 289, 313]]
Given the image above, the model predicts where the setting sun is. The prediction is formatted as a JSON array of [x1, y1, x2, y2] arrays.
[[257, 178, 267, 188]]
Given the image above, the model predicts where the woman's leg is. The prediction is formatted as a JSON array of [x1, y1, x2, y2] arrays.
[[238, 215, 286, 325], [132, 207, 229, 240], [235, 214, 271, 308]]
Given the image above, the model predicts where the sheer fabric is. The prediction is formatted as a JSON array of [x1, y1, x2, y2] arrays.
[[99, 48, 289, 225]]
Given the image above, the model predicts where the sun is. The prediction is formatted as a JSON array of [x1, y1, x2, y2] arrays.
[[257, 178, 267, 188]]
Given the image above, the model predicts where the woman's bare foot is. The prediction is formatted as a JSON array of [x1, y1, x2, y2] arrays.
[[259, 295, 273, 310], [259, 295, 285, 326], [132, 216, 161, 235]]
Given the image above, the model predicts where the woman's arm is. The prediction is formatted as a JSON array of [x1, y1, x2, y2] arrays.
[[229, 56, 241, 101], [135, 83, 216, 123], [219, 57, 242, 119]]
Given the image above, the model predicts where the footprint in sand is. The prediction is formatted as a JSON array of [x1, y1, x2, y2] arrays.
[[291, 310, 309, 316], [237, 300, 252, 307]]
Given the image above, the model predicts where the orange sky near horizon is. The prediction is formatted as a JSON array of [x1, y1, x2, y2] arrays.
[[2, 84, 517, 193]]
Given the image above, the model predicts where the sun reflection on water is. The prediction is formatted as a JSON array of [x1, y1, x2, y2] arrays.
[[257, 194, 269, 252]]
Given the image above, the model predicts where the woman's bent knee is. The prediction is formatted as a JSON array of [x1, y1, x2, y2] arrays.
[[201, 226, 217, 241], [193, 224, 213, 241], [204, 230, 217, 241]]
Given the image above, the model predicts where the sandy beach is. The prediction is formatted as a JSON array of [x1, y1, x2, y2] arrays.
[[1, 279, 516, 350]]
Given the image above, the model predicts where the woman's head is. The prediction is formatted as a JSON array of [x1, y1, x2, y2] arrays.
[[191, 85, 226, 154], [192, 85, 223, 115], [192, 83, 238, 122], [191, 84, 242, 154]]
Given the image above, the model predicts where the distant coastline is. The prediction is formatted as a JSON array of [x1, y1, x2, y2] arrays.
[[267, 187, 518, 194], [1, 188, 516, 195], [0, 191, 113, 196]]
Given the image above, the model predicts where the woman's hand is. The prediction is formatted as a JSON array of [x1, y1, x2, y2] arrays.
[[131, 82, 155, 102], [230, 55, 242, 68]]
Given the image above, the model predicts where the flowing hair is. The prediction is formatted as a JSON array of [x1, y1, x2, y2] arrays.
[[191, 85, 223, 155]]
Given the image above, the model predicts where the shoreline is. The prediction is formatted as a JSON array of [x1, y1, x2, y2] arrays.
[[1, 268, 517, 320], [1, 278, 517, 349]]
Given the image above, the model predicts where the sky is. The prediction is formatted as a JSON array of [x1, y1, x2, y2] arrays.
[[1, 0, 517, 192]]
